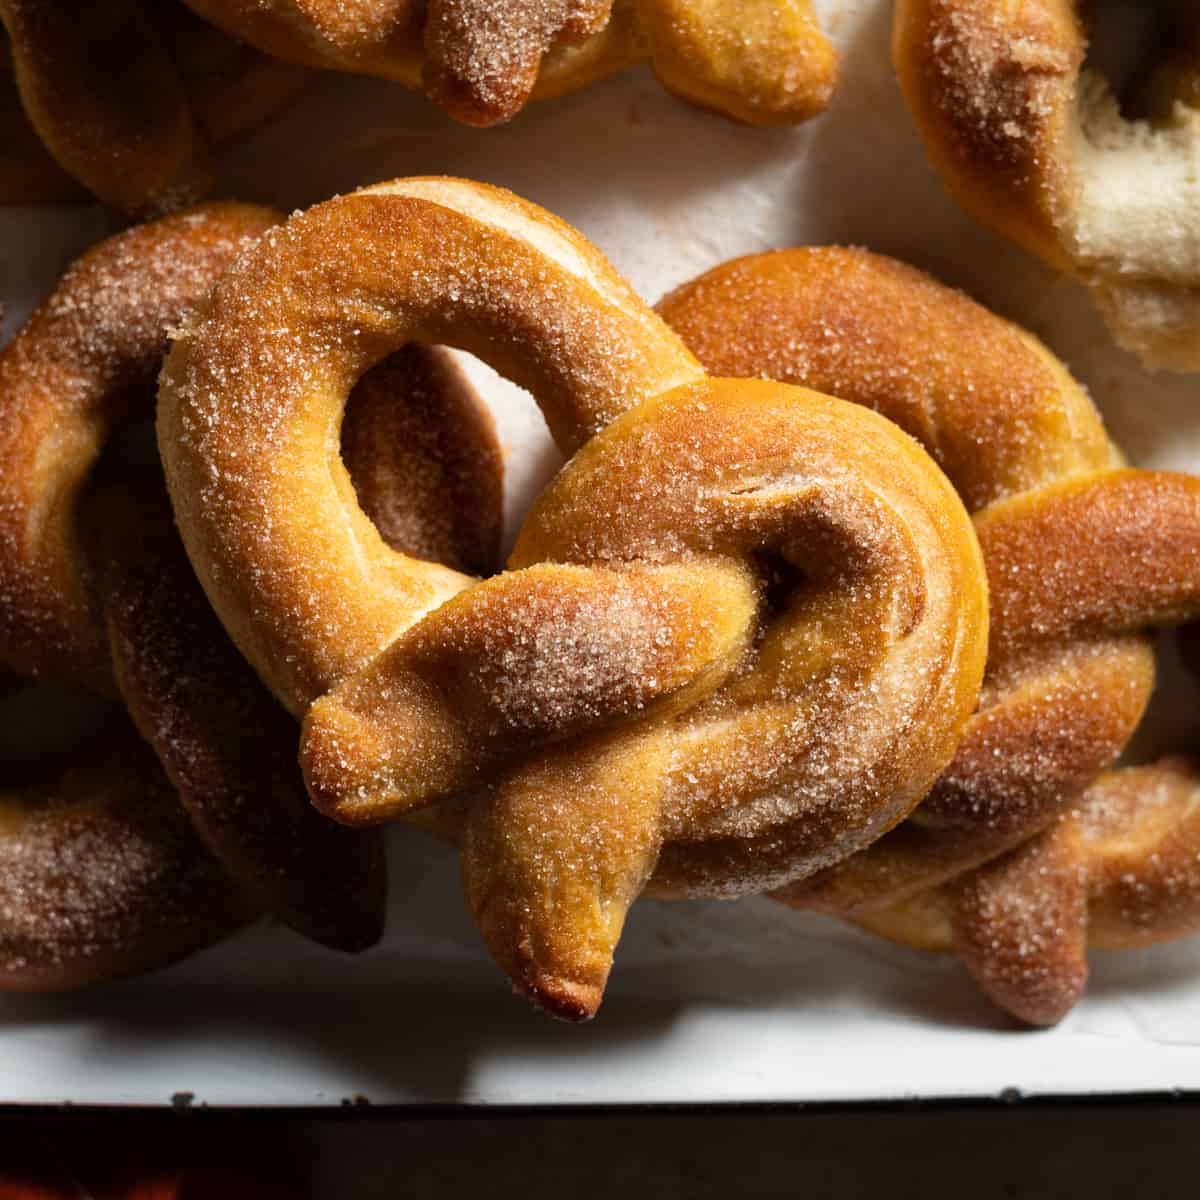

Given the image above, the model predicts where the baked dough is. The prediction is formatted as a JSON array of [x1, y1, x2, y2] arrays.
[[159, 178, 988, 1018], [0, 1, 309, 211], [660, 243, 1200, 1024], [0, 204, 504, 976], [894, 0, 1200, 371], [183, 0, 837, 127]]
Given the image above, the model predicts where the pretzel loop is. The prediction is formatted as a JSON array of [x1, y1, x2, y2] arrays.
[[159, 178, 705, 714]]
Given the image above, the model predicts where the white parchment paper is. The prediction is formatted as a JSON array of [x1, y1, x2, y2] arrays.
[[1, 0, 1198, 1106]]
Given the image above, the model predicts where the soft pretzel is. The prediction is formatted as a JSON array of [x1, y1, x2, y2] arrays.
[[182, 0, 837, 128], [0, 1, 309, 212], [159, 177, 987, 1018], [893, 0, 1200, 372], [0, 203, 504, 974], [659, 244, 1200, 1023]]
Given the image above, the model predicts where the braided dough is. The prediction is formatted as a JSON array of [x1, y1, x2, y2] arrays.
[[159, 177, 988, 1018], [183, 0, 836, 128], [0, 1, 309, 211], [659, 245, 1200, 1024], [894, 0, 1200, 372], [0, 204, 504, 980]]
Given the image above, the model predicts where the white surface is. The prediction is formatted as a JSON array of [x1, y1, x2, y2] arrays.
[[1, 0, 1198, 1107]]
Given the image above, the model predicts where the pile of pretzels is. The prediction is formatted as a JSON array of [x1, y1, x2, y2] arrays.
[[2, 171, 1198, 1030], [3, 0, 1200, 1034], [8, 2, 1199, 367], [1, 0, 836, 214]]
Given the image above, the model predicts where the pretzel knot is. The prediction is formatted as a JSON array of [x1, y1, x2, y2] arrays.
[[159, 178, 987, 1019], [183, 0, 837, 128], [659, 245, 1200, 1024], [0, 203, 504, 984], [0, 1, 309, 212]]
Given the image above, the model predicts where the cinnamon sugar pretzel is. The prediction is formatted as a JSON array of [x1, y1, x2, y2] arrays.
[[659, 245, 1200, 1024], [0, 204, 504, 982], [183, 0, 837, 128], [0, 1, 309, 211], [894, 0, 1200, 371], [159, 177, 988, 1019]]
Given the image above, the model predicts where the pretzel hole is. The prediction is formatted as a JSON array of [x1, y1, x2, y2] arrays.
[[1123, 627, 1200, 765], [1083, 0, 1169, 117], [751, 552, 808, 632], [0, 686, 122, 786], [425, 350, 562, 557]]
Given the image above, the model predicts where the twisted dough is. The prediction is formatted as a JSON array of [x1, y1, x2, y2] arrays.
[[894, 0, 1200, 372], [0, 1, 309, 211], [183, 0, 836, 127], [0, 204, 504, 979], [159, 177, 987, 1018], [659, 245, 1200, 1024]]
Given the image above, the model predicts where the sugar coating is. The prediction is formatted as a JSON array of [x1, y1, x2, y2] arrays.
[[424, 0, 611, 122], [896, 0, 1200, 370], [0, 203, 277, 696], [159, 180, 704, 714], [183, 0, 837, 129], [0, 733, 243, 987], [668, 243, 1200, 1023], [162, 181, 988, 1017]]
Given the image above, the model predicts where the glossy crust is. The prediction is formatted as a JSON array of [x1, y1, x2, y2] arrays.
[[160, 178, 988, 1018], [183, 0, 836, 127], [894, 0, 1200, 371], [660, 244, 1200, 1025], [0, 2, 309, 211], [0, 204, 503, 977]]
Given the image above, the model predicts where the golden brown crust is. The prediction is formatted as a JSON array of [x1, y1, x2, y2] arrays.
[[0, 204, 270, 984], [640, 0, 837, 127], [0, 0, 208, 214], [0, 39, 83, 203], [162, 180, 988, 1017], [893, 0, 1080, 271], [946, 754, 1200, 1026], [184, 0, 835, 127], [894, 0, 1200, 370], [0, 4, 309, 211], [951, 819, 1089, 1027], [89, 479, 388, 954], [661, 244, 1200, 1024], [975, 471, 1200, 655], [0, 202, 280, 693], [160, 178, 705, 714], [0, 203, 506, 973], [422, 0, 611, 126], [658, 246, 1118, 510]]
